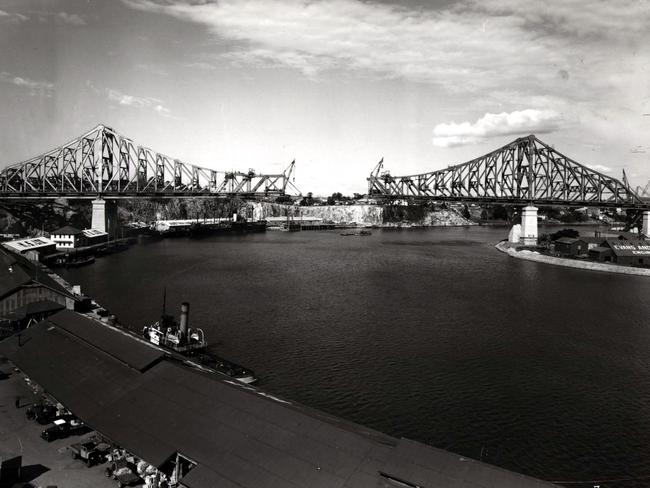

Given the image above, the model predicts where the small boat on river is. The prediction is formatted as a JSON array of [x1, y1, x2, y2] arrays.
[[65, 255, 95, 267]]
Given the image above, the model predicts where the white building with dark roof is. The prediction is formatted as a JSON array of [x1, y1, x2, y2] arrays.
[[50, 226, 85, 250]]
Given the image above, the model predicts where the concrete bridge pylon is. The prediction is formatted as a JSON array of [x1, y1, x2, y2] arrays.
[[520, 206, 538, 246], [91, 198, 117, 235]]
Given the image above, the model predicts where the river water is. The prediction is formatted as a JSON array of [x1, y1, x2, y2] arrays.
[[60, 226, 650, 487]]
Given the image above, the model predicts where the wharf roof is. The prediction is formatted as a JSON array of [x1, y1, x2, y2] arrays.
[[2, 236, 56, 253], [82, 228, 108, 237], [0, 311, 559, 488], [0, 248, 75, 300], [48, 309, 165, 372], [0, 299, 65, 321], [51, 225, 83, 236], [0, 249, 32, 298], [0, 319, 144, 420]]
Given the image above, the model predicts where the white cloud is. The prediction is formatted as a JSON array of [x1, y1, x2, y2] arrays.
[[135, 63, 168, 76], [585, 164, 612, 173], [0, 9, 28, 23], [0, 72, 54, 96], [121, 0, 649, 99], [184, 62, 218, 71], [117, 0, 650, 185], [107, 88, 173, 117], [432, 110, 564, 147], [56, 12, 86, 26]]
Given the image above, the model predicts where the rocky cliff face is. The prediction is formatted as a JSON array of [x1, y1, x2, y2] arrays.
[[298, 205, 384, 225], [120, 198, 245, 222], [251, 202, 473, 226]]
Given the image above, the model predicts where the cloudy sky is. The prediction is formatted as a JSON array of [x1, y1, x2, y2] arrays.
[[1, 0, 649, 195]]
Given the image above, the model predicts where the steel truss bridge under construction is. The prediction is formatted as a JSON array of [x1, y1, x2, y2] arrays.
[[369, 135, 648, 209], [0, 124, 300, 200]]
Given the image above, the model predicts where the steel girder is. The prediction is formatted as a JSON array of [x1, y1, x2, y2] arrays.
[[368, 135, 645, 209], [0, 125, 298, 198]]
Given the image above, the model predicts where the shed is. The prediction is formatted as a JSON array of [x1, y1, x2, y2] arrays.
[[580, 236, 606, 250], [588, 246, 613, 263], [554, 237, 588, 256]]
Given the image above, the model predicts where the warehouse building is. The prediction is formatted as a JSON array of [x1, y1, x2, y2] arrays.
[[605, 239, 650, 266], [0, 249, 77, 335], [0, 310, 557, 488], [2, 236, 57, 261]]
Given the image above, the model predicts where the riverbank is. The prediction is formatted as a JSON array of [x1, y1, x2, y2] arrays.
[[495, 240, 650, 276]]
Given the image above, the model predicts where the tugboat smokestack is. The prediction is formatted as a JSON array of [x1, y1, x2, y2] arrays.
[[180, 302, 190, 340]]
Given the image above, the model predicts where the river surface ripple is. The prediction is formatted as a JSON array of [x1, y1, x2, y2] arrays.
[[60, 226, 650, 487]]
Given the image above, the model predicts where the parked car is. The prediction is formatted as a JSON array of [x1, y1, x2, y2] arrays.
[[40, 418, 87, 442]]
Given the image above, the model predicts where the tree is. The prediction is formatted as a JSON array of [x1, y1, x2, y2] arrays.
[[550, 228, 579, 240], [299, 192, 315, 206]]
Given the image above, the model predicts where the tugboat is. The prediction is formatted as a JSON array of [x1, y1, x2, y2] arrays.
[[143, 301, 257, 384]]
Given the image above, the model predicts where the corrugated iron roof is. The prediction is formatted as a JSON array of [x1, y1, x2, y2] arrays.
[[82, 228, 108, 237], [0, 300, 65, 321], [48, 310, 164, 372], [604, 239, 650, 257], [0, 249, 75, 300], [589, 246, 612, 254], [51, 225, 83, 236], [0, 313, 559, 488], [2, 236, 56, 253], [0, 323, 144, 420]]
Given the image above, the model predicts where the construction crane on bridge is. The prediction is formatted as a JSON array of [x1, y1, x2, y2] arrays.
[[0, 124, 301, 200], [636, 179, 650, 201], [368, 135, 647, 210]]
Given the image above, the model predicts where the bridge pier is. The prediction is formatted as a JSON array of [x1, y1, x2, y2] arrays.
[[642, 210, 650, 238], [91, 198, 117, 235], [520, 205, 538, 246]]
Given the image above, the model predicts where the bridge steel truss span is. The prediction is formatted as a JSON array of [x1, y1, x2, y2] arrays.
[[0, 124, 300, 199], [368, 135, 646, 209]]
